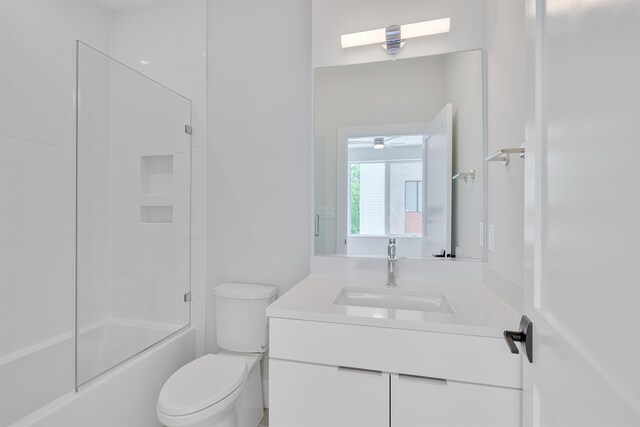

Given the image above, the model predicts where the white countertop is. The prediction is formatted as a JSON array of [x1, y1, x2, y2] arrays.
[[266, 274, 520, 338]]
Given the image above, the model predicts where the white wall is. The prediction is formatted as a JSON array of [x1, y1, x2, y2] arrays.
[[108, 0, 209, 356], [484, 0, 525, 305], [1, 1, 207, 423], [443, 50, 484, 259], [206, 0, 312, 351], [105, 64, 191, 327], [0, 0, 110, 358], [0, 1, 110, 423], [76, 43, 111, 329]]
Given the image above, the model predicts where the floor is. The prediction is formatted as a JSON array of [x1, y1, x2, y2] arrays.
[[259, 409, 269, 427]]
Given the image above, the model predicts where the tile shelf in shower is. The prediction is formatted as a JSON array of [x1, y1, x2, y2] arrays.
[[140, 205, 174, 224], [140, 154, 174, 195], [139, 155, 174, 224]]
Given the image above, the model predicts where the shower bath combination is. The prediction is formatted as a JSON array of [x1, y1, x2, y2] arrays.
[[0, 41, 195, 425]]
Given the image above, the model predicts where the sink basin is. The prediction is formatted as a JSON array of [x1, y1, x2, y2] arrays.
[[333, 286, 454, 314]]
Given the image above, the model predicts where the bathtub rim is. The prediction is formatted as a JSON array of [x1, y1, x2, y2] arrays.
[[9, 326, 195, 427]]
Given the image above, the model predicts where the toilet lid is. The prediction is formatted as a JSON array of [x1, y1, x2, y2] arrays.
[[157, 354, 247, 416]]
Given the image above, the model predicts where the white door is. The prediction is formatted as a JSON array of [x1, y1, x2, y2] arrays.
[[422, 103, 452, 257], [521, 1, 640, 426]]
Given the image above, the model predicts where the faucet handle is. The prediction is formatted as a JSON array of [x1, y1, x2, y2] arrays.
[[387, 238, 397, 259]]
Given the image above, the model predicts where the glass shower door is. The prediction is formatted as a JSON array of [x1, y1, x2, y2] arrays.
[[75, 42, 191, 387]]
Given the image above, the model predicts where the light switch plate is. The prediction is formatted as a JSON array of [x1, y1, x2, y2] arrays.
[[488, 224, 495, 253], [315, 206, 335, 219]]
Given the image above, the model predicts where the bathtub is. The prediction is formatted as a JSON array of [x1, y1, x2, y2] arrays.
[[2, 323, 194, 427]]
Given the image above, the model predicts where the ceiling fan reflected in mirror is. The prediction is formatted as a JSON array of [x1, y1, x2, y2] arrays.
[[349, 135, 418, 150]]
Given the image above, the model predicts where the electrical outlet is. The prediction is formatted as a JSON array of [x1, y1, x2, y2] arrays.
[[479, 223, 484, 247], [488, 224, 496, 253]]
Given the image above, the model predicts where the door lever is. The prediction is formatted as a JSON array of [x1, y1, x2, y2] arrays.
[[503, 330, 524, 353], [503, 315, 533, 363]]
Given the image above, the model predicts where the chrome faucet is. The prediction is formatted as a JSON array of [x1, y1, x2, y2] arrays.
[[386, 238, 397, 287]]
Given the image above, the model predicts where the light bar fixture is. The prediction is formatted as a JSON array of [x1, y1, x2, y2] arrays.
[[341, 17, 451, 56]]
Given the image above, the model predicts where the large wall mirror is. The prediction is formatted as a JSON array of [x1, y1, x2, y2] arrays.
[[314, 49, 484, 260]]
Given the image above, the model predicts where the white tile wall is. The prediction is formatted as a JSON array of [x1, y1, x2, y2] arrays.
[[109, 0, 208, 355], [0, 0, 111, 358], [22, 0, 61, 51], [1, 0, 207, 422], [1, 0, 207, 358], [0, 25, 21, 138], [0, 0, 23, 31], [76, 151, 109, 240], [109, 1, 207, 74], [0, 136, 22, 246], [21, 36, 63, 145], [21, 241, 65, 348], [21, 140, 75, 244], [75, 41, 112, 330], [76, 237, 110, 329], [108, 237, 190, 326], [0, 245, 22, 355]]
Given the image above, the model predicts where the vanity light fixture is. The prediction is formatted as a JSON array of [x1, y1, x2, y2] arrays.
[[341, 17, 451, 56], [373, 137, 385, 149]]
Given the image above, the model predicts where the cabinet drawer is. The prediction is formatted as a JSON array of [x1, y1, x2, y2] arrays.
[[270, 318, 521, 388], [392, 373, 521, 427], [270, 359, 389, 427]]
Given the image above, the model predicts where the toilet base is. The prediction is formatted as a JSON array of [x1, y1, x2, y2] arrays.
[[233, 353, 264, 427], [176, 411, 236, 427], [157, 352, 264, 427]]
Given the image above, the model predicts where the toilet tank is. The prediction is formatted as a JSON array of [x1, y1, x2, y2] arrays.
[[213, 283, 278, 353]]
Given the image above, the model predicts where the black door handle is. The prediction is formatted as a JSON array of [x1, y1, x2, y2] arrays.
[[503, 315, 533, 363], [503, 330, 524, 354]]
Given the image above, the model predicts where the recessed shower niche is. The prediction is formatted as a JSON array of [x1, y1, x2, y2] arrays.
[[140, 154, 174, 195], [140, 205, 174, 224], [139, 154, 174, 224]]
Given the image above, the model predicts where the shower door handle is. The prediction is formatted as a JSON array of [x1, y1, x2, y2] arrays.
[[315, 215, 320, 237]]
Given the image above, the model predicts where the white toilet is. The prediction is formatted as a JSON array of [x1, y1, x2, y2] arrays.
[[157, 283, 277, 427]]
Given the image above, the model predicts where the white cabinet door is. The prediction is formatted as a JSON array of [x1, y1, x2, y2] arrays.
[[270, 359, 389, 427], [391, 374, 521, 427]]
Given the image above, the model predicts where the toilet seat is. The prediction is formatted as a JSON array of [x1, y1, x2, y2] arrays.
[[158, 353, 248, 417]]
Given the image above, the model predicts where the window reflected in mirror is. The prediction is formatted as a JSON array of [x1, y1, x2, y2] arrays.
[[348, 135, 423, 239]]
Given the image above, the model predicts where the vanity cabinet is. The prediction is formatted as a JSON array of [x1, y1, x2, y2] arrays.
[[269, 318, 522, 427]]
